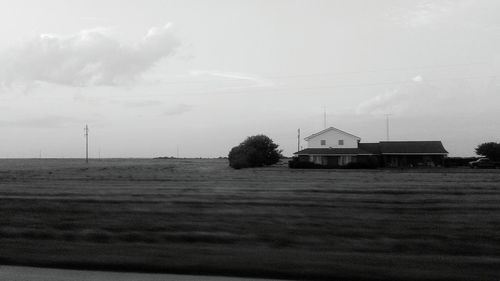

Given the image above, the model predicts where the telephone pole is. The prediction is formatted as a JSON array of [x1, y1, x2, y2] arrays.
[[84, 124, 89, 163]]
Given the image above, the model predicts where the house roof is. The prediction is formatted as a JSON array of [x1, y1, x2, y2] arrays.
[[378, 141, 448, 154], [294, 148, 374, 155], [360, 141, 448, 155], [358, 143, 381, 154], [304, 127, 361, 141], [296, 141, 448, 155]]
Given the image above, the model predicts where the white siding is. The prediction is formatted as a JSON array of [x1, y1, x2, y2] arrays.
[[306, 129, 359, 148]]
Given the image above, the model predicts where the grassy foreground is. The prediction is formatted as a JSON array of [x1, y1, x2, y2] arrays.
[[1, 158, 500, 280]]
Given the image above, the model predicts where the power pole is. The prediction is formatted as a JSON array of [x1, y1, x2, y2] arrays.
[[84, 124, 89, 163]]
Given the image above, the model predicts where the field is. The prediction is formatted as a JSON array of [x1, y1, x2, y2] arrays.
[[1, 158, 500, 280]]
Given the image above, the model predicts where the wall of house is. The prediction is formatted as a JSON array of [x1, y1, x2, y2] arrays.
[[307, 130, 359, 149]]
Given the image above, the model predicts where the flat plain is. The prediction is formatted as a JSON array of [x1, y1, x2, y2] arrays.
[[1, 158, 500, 280]]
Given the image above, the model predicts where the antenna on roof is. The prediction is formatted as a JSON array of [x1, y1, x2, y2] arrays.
[[323, 106, 327, 129], [384, 114, 392, 141], [297, 128, 301, 152], [84, 124, 89, 163]]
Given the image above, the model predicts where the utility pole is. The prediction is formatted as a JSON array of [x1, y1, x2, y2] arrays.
[[384, 114, 392, 141], [297, 128, 301, 152], [84, 124, 89, 163]]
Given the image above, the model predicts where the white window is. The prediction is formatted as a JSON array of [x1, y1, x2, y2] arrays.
[[339, 155, 352, 165], [312, 156, 322, 164], [338, 140, 344, 145], [320, 140, 326, 146]]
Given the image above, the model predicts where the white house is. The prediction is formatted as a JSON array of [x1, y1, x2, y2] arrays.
[[302, 127, 364, 166], [304, 127, 361, 149]]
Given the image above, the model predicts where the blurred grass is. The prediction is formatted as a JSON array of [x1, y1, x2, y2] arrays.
[[1, 158, 500, 280]]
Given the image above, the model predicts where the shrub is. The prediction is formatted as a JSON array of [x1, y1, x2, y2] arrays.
[[228, 146, 249, 169], [228, 135, 283, 169], [475, 142, 500, 161]]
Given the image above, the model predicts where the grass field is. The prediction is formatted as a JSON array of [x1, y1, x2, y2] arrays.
[[1, 158, 500, 280]]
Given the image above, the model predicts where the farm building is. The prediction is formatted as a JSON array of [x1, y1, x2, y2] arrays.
[[294, 127, 448, 168]]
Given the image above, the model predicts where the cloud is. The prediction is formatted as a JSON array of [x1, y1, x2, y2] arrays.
[[164, 104, 192, 116], [0, 24, 179, 88], [189, 70, 274, 87], [412, 75, 423, 82], [79, 16, 109, 22], [355, 79, 460, 116], [389, 0, 500, 30], [390, 1, 454, 28], [113, 99, 163, 108], [0, 115, 83, 128], [356, 88, 410, 115]]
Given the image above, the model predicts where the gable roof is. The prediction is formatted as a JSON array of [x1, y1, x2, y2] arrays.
[[294, 148, 374, 155], [304, 127, 361, 141], [360, 141, 448, 155]]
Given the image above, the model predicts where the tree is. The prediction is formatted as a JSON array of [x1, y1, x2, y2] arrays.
[[475, 142, 500, 161], [228, 135, 283, 169]]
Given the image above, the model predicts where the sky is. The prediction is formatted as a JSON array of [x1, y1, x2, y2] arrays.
[[0, 0, 499, 158]]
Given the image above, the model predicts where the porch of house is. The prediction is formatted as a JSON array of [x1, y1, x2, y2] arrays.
[[297, 155, 379, 168], [381, 155, 446, 168], [301, 155, 356, 167]]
